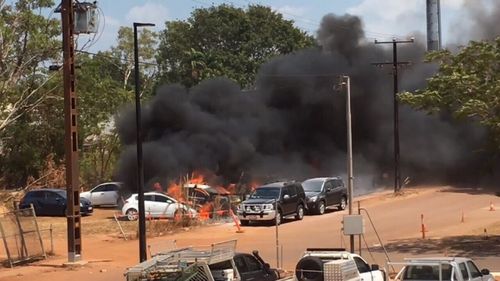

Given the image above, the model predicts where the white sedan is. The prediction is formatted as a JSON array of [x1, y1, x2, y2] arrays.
[[80, 182, 122, 206], [122, 192, 198, 221]]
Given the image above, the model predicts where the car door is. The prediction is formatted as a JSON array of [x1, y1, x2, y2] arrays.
[[102, 184, 120, 205], [324, 181, 336, 206], [332, 179, 345, 204], [282, 186, 296, 215], [152, 194, 175, 218], [45, 191, 65, 216], [89, 184, 107, 205], [353, 256, 374, 281], [143, 195, 155, 216], [466, 261, 483, 281], [459, 262, 470, 281], [29, 191, 45, 215], [235, 254, 273, 281]]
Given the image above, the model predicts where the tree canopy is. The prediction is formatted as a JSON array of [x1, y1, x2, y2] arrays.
[[399, 38, 500, 149], [156, 4, 315, 89]]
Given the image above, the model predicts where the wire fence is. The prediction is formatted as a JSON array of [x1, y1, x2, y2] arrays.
[[0, 206, 47, 267]]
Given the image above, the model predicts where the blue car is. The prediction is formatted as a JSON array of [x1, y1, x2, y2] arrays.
[[19, 189, 93, 216]]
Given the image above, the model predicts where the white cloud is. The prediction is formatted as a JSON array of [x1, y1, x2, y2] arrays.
[[274, 5, 307, 17], [347, 0, 425, 39], [104, 15, 121, 28], [126, 2, 169, 28]]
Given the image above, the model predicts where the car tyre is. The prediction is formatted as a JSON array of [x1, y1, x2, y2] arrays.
[[240, 220, 249, 226], [316, 200, 326, 215], [339, 196, 347, 210], [295, 204, 304, 220], [126, 208, 138, 221]]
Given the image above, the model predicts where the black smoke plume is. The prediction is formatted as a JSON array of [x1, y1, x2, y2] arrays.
[[116, 11, 499, 194]]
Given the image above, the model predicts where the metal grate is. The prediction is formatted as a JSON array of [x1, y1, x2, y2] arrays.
[[0, 206, 46, 267]]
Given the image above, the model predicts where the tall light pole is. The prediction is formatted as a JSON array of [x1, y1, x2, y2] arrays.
[[340, 75, 354, 253], [134, 22, 155, 263]]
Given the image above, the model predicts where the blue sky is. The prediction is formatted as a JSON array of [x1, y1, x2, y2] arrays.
[[71, 0, 472, 51]]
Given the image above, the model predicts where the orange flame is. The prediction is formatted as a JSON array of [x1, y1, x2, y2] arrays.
[[167, 181, 186, 202], [189, 172, 206, 185], [198, 203, 213, 221]]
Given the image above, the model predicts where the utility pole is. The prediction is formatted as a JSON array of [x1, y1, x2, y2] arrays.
[[61, 0, 82, 262], [134, 22, 155, 263], [338, 76, 354, 253], [372, 38, 413, 193]]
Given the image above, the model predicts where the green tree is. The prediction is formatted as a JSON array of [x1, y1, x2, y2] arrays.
[[110, 26, 158, 94], [0, 0, 60, 133], [399, 38, 500, 149], [156, 4, 315, 89]]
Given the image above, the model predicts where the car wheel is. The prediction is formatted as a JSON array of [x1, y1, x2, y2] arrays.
[[339, 196, 347, 210], [295, 204, 304, 220], [240, 220, 249, 226], [275, 210, 282, 225], [316, 200, 326, 215], [126, 208, 138, 221]]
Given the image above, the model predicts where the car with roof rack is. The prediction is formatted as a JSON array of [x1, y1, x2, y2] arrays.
[[236, 181, 307, 225], [391, 257, 494, 281]]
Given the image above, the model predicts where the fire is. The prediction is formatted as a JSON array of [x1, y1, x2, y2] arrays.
[[198, 203, 213, 220], [166, 181, 186, 202], [188, 172, 206, 185], [248, 180, 261, 192]]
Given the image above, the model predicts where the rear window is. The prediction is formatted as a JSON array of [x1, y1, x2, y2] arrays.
[[403, 265, 452, 281]]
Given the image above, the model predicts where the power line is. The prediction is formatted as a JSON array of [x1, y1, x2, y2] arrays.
[[75, 50, 159, 67]]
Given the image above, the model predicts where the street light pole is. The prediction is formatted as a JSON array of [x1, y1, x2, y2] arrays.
[[133, 22, 155, 263], [339, 76, 354, 253], [343, 76, 355, 253]]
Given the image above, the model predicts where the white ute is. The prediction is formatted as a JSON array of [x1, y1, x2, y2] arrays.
[[294, 248, 385, 281], [391, 257, 494, 281]]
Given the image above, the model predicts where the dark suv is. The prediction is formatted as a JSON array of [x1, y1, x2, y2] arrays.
[[302, 177, 347, 215], [237, 181, 306, 225], [19, 189, 93, 216]]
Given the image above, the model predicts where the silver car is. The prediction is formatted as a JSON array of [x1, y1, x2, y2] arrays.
[[80, 182, 122, 207]]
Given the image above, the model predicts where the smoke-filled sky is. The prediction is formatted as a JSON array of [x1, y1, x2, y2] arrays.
[[116, 1, 500, 193]]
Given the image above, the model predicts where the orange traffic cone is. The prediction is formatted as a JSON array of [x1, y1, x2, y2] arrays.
[[489, 201, 495, 211]]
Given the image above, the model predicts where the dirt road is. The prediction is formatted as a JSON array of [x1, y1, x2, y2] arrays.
[[1, 186, 498, 281]]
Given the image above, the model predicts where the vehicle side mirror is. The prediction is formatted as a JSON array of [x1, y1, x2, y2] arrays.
[[283, 194, 290, 200], [481, 269, 490, 275], [245, 195, 250, 200], [263, 263, 271, 271], [371, 264, 380, 271]]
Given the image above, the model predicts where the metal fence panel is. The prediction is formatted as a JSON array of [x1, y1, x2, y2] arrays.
[[0, 206, 46, 267]]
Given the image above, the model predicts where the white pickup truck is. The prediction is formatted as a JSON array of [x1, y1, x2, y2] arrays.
[[294, 248, 385, 281], [391, 257, 494, 281]]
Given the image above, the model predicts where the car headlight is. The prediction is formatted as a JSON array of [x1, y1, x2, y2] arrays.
[[263, 204, 274, 210], [309, 196, 318, 202]]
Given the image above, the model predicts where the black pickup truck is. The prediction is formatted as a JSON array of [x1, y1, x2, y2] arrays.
[[236, 181, 307, 225]]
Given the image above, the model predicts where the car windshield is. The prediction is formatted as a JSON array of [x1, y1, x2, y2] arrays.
[[249, 187, 280, 199], [302, 180, 323, 192]]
